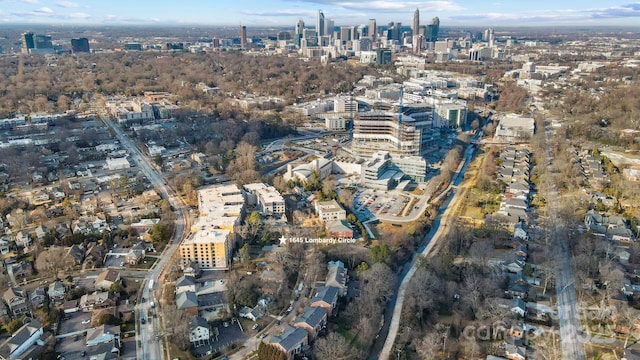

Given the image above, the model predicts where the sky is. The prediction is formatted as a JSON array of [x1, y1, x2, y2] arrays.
[[1, 0, 640, 27]]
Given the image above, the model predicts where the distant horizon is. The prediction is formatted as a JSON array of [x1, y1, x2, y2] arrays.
[[1, 1, 640, 28]]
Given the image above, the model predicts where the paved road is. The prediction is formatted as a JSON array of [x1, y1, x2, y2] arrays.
[[543, 124, 586, 360], [372, 144, 475, 360], [101, 116, 189, 360]]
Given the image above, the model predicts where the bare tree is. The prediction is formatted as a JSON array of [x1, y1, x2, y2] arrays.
[[313, 332, 360, 360]]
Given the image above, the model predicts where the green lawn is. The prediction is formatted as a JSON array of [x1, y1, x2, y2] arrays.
[[133, 257, 158, 269]]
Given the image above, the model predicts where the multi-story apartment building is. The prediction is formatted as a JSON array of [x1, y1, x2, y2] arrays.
[[352, 110, 430, 159], [314, 200, 346, 223], [180, 184, 244, 270], [243, 183, 285, 217]]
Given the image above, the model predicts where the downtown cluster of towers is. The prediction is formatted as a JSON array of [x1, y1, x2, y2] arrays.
[[298, 9, 439, 51], [238, 9, 440, 52]]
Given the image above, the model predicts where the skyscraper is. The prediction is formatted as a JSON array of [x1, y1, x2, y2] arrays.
[[324, 18, 334, 38], [368, 19, 377, 41], [412, 8, 420, 37], [240, 25, 247, 49], [426, 17, 440, 43], [295, 19, 305, 47], [71, 38, 90, 53], [317, 10, 325, 36], [21, 32, 34, 54]]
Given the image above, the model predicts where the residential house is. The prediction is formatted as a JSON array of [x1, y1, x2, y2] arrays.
[[3, 288, 30, 317], [29, 288, 46, 309], [293, 306, 327, 339], [267, 325, 309, 360], [0, 302, 9, 320], [183, 261, 201, 278], [506, 283, 528, 299], [15, 231, 30, 248], [188, 315, 211, 345], [0, 318, 43, 360], [585, 209, 634, 241], [310, 286, 339, 316], [513, 222, 528, 242], [79, 291, 117, 311], [196, 292, 226, 317], [96, 269, 121, 291], [63, 300, 79, 314], [0, 239, 10, 255], [84, 243, 105, 268], [34, 225, 48, 240], [125, 248, 145, 265], [129, 219, 160, 236], [175, 276, 197, 295], [47, 281, 66, 302], [326, 261, 348, 297], [511, 299, 526, 317], [86, 324, 121, 346], [505, 342, 526, 360], [84, 342, 119, 359], [65, 245, 85, 268], [239, 306, 265, 322], [176, 291, 198, 315], [9, 261, 33, 280], [326, 220, 353, 239]]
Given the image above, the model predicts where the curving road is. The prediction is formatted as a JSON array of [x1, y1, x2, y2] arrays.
[[101, 117, 189, 360], [371, 144, 475, 360]]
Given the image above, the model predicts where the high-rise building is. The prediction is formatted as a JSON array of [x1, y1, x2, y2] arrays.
[[325, 18, 335, 38], [277, 31, 292, 41], [295, 19, 305, 47], [34, 35, 52, 49], [412, 8, 420, 37], [352, 110, 431, 158], [376, 48, 392, 65], [426, 17, 440, 43], [386, 22, 402, 41], [486, 28, 495, 47], [71, 38, 90, 53], [240, 25, 247, 49], [317, 10, 325, 36], [21, 32, 34, 54], [339, 26, 351, 42], [368, 19, 377, 41]]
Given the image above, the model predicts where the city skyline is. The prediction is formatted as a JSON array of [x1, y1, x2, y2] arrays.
[[1, 0, 640, 27]]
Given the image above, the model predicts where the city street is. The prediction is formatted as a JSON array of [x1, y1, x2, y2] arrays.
[[101, 116, 189, 360], [544, 123, 587, 360]]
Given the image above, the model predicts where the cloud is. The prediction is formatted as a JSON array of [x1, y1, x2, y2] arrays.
[[56, 1, 79, 8], [284, 0, 464, 12], [590, 2, 640, 18], [449, 3, 640, 24], [33, 6, 53, 14], [240, 9, 316, 17]]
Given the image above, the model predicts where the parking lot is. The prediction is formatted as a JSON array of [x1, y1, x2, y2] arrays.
[[191, 319, 247, 358], [56, 334, 87, 360], [354, 190, 410, 218], [58, 311, 93, 336]]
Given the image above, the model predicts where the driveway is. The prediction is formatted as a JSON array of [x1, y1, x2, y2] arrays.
[[192, 320, 248, 358]]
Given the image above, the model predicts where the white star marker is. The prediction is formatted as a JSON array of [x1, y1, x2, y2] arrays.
[[279, 235, 287, 245]]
